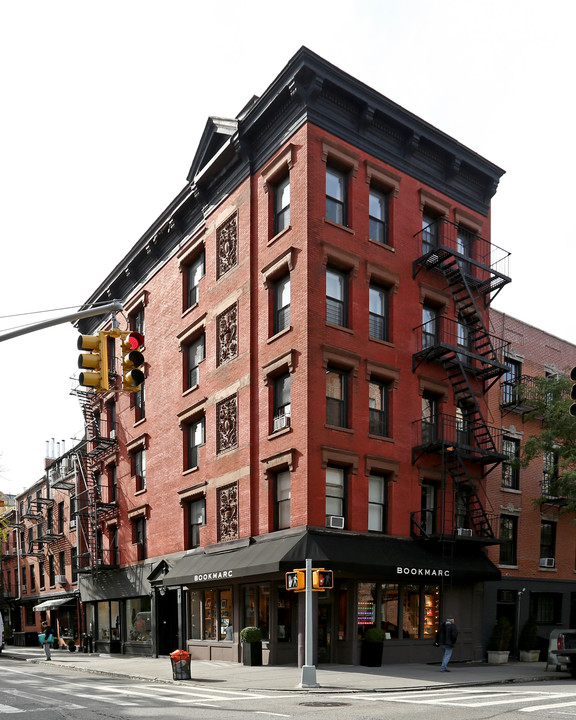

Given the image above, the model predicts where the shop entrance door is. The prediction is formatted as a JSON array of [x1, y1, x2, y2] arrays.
[[157, 589, 179, 656], [317, 603, 332, 663]]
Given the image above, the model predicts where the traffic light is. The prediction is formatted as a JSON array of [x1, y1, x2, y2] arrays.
[[313, 569, 333, 590], [121, 331, 146, 392], [285, 570, 305, 591], [78, 333, 109, 392], [570, 367, 576, 417]]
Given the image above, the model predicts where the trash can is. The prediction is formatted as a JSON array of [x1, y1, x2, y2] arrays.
[[170, 649, 191, 680]]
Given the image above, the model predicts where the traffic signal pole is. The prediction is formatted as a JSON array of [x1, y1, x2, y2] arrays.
[[299, 558, 319, 688], [0, 301, 123, 343]]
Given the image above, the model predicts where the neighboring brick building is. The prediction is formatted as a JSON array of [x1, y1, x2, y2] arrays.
[[65, 47, 514, 665], [485, 310, 576, 656]]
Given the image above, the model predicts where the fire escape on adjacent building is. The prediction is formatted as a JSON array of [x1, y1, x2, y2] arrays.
[[411, 218, 511, 544], [50, 390, 118, 576]]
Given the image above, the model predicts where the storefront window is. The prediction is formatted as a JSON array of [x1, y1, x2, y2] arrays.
[[86, 604, 96, 639], [190, 587, 233, 642], [381, 584, 399, 638], [110, 601, 120, 642], [357, 582, 376, 637], [338, 586, 347, 641], [127, 597, 151, 642], [97, 602, 110, 641], [277, 587, 292, 642], [190, 591, 201, 640], [57, 607, 78, 642], [423, 585, 440, 638], [243, 584, 270, 641]]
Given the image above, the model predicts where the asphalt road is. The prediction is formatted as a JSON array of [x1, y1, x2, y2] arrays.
[[3, 660, 576, 719]]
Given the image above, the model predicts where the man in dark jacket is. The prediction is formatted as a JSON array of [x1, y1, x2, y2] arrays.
[[435, 616, 458, 671]]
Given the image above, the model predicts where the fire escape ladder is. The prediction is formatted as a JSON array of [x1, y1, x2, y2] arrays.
[[445, 451, 495, 539]]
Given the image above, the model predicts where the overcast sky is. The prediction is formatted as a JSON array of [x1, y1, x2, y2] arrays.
[[0, 0, 573, 495]]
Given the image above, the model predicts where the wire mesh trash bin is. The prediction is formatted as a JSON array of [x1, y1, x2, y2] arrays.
[[170, 649, 191, 680]]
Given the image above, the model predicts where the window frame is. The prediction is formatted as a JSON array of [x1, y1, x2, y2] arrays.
[[187, 497, 206, 550], [186, 333, 205, 390], [325, 165, 348, 226], [368, 186, 389, 245], [275, 470, 291, 531], [499, 514, 518, 566], [186, 416, 205, 470], [368, 378, 390, 437], [326, 267, 349, 328], [273, 274, 291, 335], [368, 472, 387, 533], [326, 465, 346, 525], [272, 372, 291, 432], [326, 366, 349, 428], [274, 174, 291, 235], [186, 250, 206, 310], [369, 283, 389, 342], [540, 520, 557, 561], [502, 436, 520, 490], [132, 448, 146, 493]]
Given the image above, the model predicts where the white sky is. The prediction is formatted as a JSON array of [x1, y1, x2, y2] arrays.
[[0, 0, 574, 495]]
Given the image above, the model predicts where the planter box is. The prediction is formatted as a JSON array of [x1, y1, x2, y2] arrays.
[[519, 650, 540, 662], [360, 641, 383, 667], [487, 650, 510, 664], [242, 641, 262, 666]]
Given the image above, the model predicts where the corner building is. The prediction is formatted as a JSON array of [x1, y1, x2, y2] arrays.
[[76, 47, 511, 665]]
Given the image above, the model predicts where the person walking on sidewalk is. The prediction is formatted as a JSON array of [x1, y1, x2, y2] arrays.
[[41, 621, 55, 661], [435, 616, 458, 672]]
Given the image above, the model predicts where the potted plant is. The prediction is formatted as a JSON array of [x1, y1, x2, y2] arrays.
[[518, 615, 540, 662], [487, 617, 513, 664], [240, 626, 262, 666], [67, 639, 77, 653], [360, 626, 386, 667]]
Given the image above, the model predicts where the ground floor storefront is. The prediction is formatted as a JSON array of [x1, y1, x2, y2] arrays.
[[163, 528, 500, 666]]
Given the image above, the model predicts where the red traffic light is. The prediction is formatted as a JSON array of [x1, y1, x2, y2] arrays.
[[126, 332, 145, 351]]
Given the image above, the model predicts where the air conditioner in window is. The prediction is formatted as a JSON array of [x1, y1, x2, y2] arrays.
[[273, 414, 291, 432], [326, 515, 345, 530], [69, 520, 76, 529], [21, 586, 27, 594], [540, 557, 555, 568], [55, 575, 66, 584], [109, 429, 116, 440], [456, 528, 473, 537]]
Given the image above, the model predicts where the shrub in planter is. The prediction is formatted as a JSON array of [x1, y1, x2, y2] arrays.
[[360, 627, 386, 667], [240, 627, 262, 666], [519, 615, 540, 661], [487, 617, 513, 664]]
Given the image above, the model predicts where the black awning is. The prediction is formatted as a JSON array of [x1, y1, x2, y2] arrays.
[[163, 530, 500, 586]]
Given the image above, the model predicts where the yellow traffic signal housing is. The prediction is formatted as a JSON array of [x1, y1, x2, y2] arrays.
[[285, 570, 306, 592], [78, 333, 109, 392], [121, 331, 146, 392], [312, 569, 334, 590]]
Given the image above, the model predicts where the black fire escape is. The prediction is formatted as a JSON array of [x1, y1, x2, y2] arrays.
[[411, 218, 511, 544]]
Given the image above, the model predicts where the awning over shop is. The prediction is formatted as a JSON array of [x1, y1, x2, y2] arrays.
[[33, 597, 73, 612], [162, 529, 500, 587]]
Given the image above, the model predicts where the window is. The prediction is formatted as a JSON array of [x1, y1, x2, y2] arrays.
[[275, 470, 291, 530], [190, 587, 234, 641], [456, 317, 470, 362], [131, 307, 145, 337], [422, 305, 438, 350], [368, 473, 386, 532], [421, 394, 439, 444], [502, 437, 520, 489], [59, 550, 66, 575], [186, 334, 205, 390], [326, 166, 347, 225], [46, 506, 53, 534], [326, 267, 348, 327], [133, 516, 147, 561], [187, 498, 205, 549], [499, 515, 518, 565], [421, 483, 437, 536], [29, 564, 36, 592], [133, 448, 146, 492], [456, 225, 474, 274], [134, 384, 145, 422], [58, 502, 65, 534], [369, 284, 388, 341], [186, 251, 205, 309], [543, 451, 559, 498], [369, 186, 389, 244], [358, 582, 440, 640], [274, 175, 290, 235], [326, 466, 345, 524], [109, 464, 117, 503], [368, 379, 389, 437], [48, 555, 55, 586], [273, 275, 291, 335], [422, 213, 440, 254], [71, 547, 78, 582], [530, 592, 562, 624], [540, 521, 556, 562], [186, 417, 205, 470], [106, 401, 117, 438], [272, 373, 291, 433], [502, 359, 522, 404], [326, 367, 348, 428], [110, 526, 119, 565]]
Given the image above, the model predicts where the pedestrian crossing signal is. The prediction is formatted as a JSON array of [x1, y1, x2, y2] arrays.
[[313, 569, 333, 590], [285, 570, 305, 591]]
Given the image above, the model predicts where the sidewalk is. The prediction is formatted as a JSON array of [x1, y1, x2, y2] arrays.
[[1, 646, 570, 693]]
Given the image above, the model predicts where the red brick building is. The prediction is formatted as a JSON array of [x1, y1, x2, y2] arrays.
[[485, 310, 576, 657], [70, 48, 513, 665]]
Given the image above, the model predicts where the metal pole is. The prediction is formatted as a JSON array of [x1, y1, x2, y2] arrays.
[[0, 301, 123, 342], [299, 558, 319, 688]]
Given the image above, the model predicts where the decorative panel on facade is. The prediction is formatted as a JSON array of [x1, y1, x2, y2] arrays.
[[216, 303, 238, 366], [216, 394, 238, 454], [216, 213, 238, 279], [217, 482, 238, 541]]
